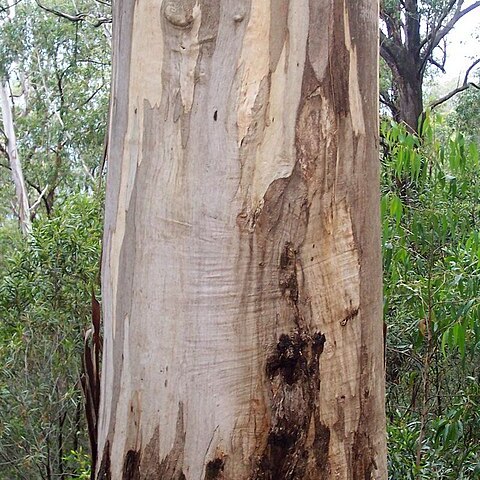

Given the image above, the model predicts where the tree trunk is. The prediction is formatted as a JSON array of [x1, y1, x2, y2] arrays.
[[97, 1, 386, 479], [395, 69, 423, 133], [0, 81, 31, 235]]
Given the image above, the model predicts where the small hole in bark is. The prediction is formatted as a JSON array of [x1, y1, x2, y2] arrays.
[[268, 428, 298, 448], [312, 332, 326, 355], [213, 110, 218, 121]]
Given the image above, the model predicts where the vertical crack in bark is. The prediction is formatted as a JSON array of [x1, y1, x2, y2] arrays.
[[351, 345, 378, 480], [122, 450, 140, 479], [279, 242, 299, 308], [97, 441, 111, 480]]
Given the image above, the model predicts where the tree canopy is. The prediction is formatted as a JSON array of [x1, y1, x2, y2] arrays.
[[380, 0, 480, 131]]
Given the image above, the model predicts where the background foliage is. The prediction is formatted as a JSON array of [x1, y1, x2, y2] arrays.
[[0, 0, 108, 477], [0, 195, 101, 479], [0, 0, 110, 218], [382, 114, 480, 478]]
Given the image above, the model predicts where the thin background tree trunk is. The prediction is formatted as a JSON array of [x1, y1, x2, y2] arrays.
[[97, 1, 387, 478], [0, 81, 31, 235]]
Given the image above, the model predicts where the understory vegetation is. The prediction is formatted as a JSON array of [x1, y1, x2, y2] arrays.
[[382, 114, 480, 478]]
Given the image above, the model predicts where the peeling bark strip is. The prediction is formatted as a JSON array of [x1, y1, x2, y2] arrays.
[[98, 0, 386, 479]]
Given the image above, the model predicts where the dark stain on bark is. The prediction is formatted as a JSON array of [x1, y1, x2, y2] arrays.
[[312, 419, 331, 473], [266, 333, 305, 385], [204, 457, 225, 480], [122, 450, 140, 480], [252, 330, 326, 479], [341, 307, 359, 326], [351, 344, 379, 479], [139, 427, 162, 478], [97, 441, 111, 480], [266, 332, 325, 385], [352, 430, 376, 480], [105, 403, 185, 480], [157, 402, 186, 479], [330, 3, 351, 117]]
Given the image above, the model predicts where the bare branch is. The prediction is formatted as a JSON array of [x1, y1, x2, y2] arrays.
[[0, 0, 24, 16], [93, 16, 112, 27], [29, 183, 49, 217], [419, 0, 457, 51], [428, 55, 446, 74], [420, 1, 480, 74], [429, 58, 480, 110], [380, 92, 397, 113], [380, 30, 405, 71], [35, 0, 87, 22], [34, 0, 112, 26], [381, 15, 403, 47]]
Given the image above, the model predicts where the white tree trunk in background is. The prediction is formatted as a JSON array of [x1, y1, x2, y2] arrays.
[[98, 1, 386, 479], [0, 81, 31, 235]]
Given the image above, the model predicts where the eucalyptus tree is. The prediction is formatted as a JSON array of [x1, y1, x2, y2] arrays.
[[380, 0, 480, 132], [97, 0, 386, 478]]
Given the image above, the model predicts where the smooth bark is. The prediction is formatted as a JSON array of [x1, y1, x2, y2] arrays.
[[98, 1, 386, 479], [0, 81, 31, 235]]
